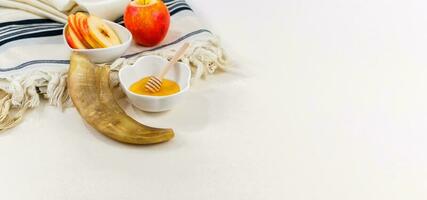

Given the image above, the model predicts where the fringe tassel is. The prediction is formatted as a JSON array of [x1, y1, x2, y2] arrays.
[[0, 71, 70, 131]]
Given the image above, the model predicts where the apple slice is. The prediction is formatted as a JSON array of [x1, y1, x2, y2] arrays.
[[68, 14, 83, 42], [65, 27, 86, 49], [87, 16, 121, 48], [65, 28, 76, 48], [68, 14, 90, 48], [75, 12, 101, 49]]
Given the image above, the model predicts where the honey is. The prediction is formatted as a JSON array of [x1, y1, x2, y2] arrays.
[[129, 76, 180, 96]]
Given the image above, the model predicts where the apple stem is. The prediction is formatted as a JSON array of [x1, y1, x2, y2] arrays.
[[136, 0, 150, 5]]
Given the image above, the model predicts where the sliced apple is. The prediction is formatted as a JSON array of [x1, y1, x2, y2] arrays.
[[68, 14, 83, 42], [65, 28, 76, 48], [65, 27, 86, 49], [87, 15, 121, 48], [68, 14, 90, 48], [75, 12, 101, 48]]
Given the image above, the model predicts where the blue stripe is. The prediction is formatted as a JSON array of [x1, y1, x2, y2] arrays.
[[164, 0, 180, 4], [0, 23, 62, 32], [0, 24, 63, 36], [166, 0, 185, 6], [114, 16, 123, 23], [0, 60, 69, 72], [0, 19, 60, 28], [0, 27, 63, 43], [168, 2, 190, 11], [0, 29, 63, 46], [0, 29, 211, 72], [170, 6, 192, 16]]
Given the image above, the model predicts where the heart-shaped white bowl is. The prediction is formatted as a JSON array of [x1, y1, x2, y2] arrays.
[[119, 55, 191, 112], [63, 20, 132, 63]]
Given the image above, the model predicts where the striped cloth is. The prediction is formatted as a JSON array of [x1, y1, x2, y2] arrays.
[[0, 0, 229, 131]]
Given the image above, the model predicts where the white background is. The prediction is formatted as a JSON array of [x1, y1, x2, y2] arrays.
[[2, 0, 427, 199]]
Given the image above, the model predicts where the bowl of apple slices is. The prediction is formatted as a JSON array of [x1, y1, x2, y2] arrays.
[[64, 12, 132, 63]]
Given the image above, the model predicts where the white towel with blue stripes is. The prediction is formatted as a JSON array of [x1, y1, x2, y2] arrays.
[[0, 0, 229, 131]]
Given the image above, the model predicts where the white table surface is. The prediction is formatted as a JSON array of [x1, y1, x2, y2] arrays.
[[2, 0, 427, 199]]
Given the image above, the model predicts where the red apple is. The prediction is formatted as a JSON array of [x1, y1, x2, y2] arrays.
[[124, 0, 170, 47]]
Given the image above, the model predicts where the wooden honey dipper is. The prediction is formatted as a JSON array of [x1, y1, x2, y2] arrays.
[[145, 43, 190, 93]]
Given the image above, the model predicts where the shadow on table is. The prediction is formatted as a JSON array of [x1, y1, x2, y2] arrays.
[[81, 93, 210, 149]]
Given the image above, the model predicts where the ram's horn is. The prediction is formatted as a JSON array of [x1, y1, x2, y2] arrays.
[[68, 53, 174, 144]]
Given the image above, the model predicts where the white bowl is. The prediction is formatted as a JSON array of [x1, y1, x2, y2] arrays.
[[63, 20, 132, 63], [118, 55, 191, 112]]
